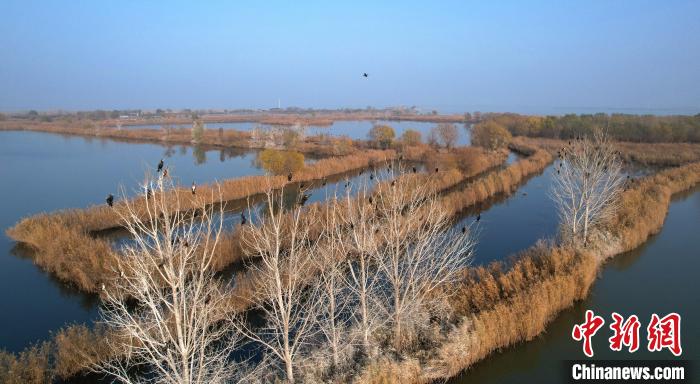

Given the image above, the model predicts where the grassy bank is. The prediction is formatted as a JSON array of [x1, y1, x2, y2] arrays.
[[516, 136, 700, 166], [355, 160, 700, 383]]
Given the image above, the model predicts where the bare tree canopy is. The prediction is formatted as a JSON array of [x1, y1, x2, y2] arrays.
[[550, 130, 625, 246], [96, 174, 246, 384]]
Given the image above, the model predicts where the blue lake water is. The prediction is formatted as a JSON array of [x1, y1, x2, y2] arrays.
[[124, 120, 472, 146]]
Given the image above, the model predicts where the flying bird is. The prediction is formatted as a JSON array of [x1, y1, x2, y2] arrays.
[[157, 159, 164, 173], [362, 73, 368, 78], [106, 194, 114, 207]]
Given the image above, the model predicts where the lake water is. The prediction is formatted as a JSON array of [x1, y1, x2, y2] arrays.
[[448, 186, 700, 383], [0, 131, 272, 352], [124, 120, 472, 146], [2, 128, 678, 384]]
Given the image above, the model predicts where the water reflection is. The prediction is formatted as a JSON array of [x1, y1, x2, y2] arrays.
[[449, 186, 700, 383], [123, 120, 472, 146], [0, 131, 274, 352]]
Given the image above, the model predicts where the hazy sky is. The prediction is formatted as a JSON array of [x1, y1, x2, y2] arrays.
[[1, 0, 699, 114]]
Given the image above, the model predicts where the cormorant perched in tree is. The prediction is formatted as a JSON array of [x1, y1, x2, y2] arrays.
[[344, 181, 350, 189], [145, 187, 152, 199], [157, 159, 164, 173], [369, 174, 374, 180], [241, 212, 247, 226], [391, 180, 396, 187], [412, 166, 417, 173], [287, 172, 293, 182], [299, 183, 305, 189], [191, 182, 196, 195], [368, 196, 373, 204], [299, 194, 310, 206], [476, 213, 481, 222], [462, 226, 466, 234], [435, 167, 439, 173], [106, 194, 114, 207]]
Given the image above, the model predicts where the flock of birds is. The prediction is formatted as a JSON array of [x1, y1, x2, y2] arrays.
[[105, 158, 198, 208]]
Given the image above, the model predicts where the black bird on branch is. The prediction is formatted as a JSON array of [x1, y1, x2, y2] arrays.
[[368, 196, 373, 204], [369, 174, 374, 180], [435, 167, 439, 173], [391, 180, 396, 187], [241, 212, 247, 225], [461, 226, 467, 234], [106, 194, 114, 207], [191, 182, 196, 195], [157, 159, 164, 173], [412, 167, 417, 173], [287, 172, 293, 182], [476, 213, 481, 222], [299, 194, 310, 206]]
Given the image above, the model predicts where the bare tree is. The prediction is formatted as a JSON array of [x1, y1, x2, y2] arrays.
[[336, 184, 385, 355], [312, 199, 355, 368], [96, 174, 246, 384], [550, 130, 625, 246], [236, 185, 321, 383], [368, 174, 476, 350], [434, 123, 459, 149]]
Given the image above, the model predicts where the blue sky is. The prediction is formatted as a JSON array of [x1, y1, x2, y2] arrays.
[[1, 0, 699, 114]]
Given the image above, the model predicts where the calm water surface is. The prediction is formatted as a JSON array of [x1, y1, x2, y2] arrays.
[[126, 120, 471, 146], [449, 186, 700, 383], [0, 131, 272, 352]]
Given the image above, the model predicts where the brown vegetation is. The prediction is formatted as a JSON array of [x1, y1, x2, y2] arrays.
[[517, 136, 700, 166], [7, 149, 399, 292], [353, 160, 700, 383]]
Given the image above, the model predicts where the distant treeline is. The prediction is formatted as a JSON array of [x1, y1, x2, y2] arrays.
[[483, 113, 700, 143]]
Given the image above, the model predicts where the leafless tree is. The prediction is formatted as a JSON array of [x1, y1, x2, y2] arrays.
[[235, 185, 321, 383], [334, 184, 386, 355], [312, 199, 355, 368], [367, 174, 476, 350], [96, 174, 246, 384], [434, 123, 459, 149], [550, 130, 625, 246]]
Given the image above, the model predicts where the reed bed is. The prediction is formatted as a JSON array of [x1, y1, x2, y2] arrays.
[[6, 149, 399, 292], [8, 149, 697, 383], [517, 136, 700, 167], [354, 160, 700, 383], [7, 144, 504, 294]]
